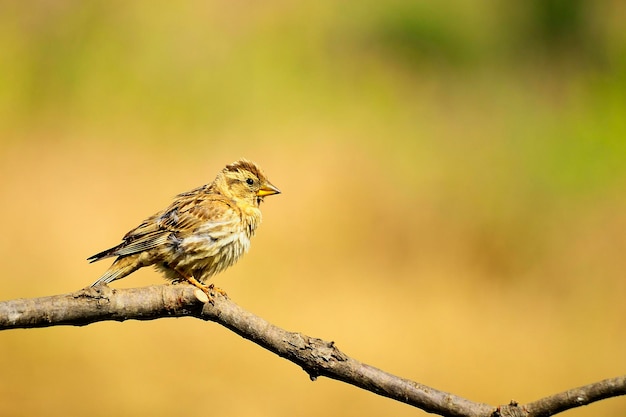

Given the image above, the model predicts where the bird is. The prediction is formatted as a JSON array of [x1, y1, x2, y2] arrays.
[[88, 158, 280, 300]]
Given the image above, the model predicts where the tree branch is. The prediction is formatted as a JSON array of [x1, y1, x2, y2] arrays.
[[524, 376, 626, 417], [0, 285, 624, 417]]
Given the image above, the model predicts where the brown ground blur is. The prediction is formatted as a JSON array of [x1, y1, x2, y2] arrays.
[[1, 2, 625, 416]]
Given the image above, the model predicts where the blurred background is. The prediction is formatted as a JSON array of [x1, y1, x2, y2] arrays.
[[1, 1, 625, 416]]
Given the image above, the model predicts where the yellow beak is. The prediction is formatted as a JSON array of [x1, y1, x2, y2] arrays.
[[257, 181, 281, 197]]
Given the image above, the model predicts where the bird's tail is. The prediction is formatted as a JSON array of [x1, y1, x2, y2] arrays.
[[87, 243, 125, 263], [91, 256, 140, 287]]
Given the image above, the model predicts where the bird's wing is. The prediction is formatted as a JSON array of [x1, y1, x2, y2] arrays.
[[154, 193, 241, 238], [90, 193, 241, 261]]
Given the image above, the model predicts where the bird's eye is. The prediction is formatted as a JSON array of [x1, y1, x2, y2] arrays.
[[246, 178, 254, 186]]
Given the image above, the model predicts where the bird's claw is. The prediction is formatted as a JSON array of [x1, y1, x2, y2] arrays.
[[185, 276, 227, 304], [208, 283, 228, 297]]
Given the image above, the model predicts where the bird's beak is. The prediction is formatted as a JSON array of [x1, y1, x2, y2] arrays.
[[257, 181, 281, 197]]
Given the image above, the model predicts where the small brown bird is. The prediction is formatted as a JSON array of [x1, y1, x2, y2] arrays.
[[88, 159, 280, 298]]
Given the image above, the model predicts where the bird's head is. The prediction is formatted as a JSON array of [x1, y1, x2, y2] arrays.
[[214, 159, 281, 207]]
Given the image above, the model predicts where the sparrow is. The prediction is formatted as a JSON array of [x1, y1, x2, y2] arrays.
[[88, 159, 280, 299]]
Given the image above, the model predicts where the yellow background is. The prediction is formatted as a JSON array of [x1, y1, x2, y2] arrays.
[[1, 1, 625, 416]]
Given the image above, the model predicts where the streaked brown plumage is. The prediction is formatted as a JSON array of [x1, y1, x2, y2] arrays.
[[88, 159, 280, 296]]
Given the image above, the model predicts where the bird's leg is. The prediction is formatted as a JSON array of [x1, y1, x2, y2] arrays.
[[185, 276, 211, 298], [185, 276, 228, 301], [168, 265, 228, 302]]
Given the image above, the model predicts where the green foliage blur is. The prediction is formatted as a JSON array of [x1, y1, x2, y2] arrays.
[[1, 1, 624, 417]]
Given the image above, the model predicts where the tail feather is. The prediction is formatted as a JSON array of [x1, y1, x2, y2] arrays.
[[91, 258, 140, 287], [87, 243, 125, 263]]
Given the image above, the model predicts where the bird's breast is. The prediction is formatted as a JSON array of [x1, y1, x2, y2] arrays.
[[171, 206, 261, 278], [175, 225, 250, 274], [180, 228, 250, 256]]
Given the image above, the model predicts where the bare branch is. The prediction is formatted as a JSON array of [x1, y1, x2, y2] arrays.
[[524, 376, 626, 417], [0, 285, 208, 328], [0, 285, 624, 417]]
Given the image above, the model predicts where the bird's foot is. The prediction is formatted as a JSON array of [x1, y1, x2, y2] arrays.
[[208, 283, 228, 297], [185, 276, 227, 303]]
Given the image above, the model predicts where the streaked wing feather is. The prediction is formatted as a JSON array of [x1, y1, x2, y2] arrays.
[[158, 195, 240, 237], [113, 233, 170, 256], [93, 191, 240, 260]]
